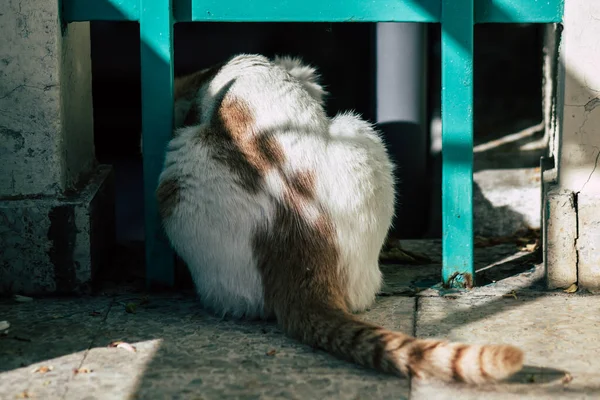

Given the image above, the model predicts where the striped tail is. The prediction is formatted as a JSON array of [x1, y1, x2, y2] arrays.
[[279, 306, 523, 384]]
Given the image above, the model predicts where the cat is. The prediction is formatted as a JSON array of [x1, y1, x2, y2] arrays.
[[156, 54, 524, 384]]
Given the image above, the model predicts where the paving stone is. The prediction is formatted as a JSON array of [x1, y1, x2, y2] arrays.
[[0, 296, 112, 399], [67, 295, 415, 400], [411, 294, 600, 399]]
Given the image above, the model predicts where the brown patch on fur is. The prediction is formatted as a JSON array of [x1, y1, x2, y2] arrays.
[[451, 345, 468, 382], [253, 202, 344, 318], [198, 95, 288, 193], [156, 177, 181, 220], [217, 96, 255, 140], [279, 171, 318, 217], [253, 134, 286, 170], [479, 346, 492, 380], [502, 346, 524, 367], [389, 337, 416, 352], [372, 331, 391, 370], [408, 343, 426, 364], [288, 171, 316, 199]]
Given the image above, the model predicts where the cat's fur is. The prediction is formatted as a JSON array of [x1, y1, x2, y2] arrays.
[[156, 54, 524, 384]]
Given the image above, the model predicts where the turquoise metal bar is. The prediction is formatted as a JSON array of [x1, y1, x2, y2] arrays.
[[62, 0, 564, 23], [62, 0, 140, 21], [475, 0, 564, 24], [140, 0, 176, 288], [441, 0, 475, 288], [180, 0, 438, 22]]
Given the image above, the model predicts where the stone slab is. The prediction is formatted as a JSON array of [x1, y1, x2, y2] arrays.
[[0, 165, 115, 295], [411, 294, 600, 399], [68, 295, 414, 399], [1, 290, 600, 399], [0, 296, 112, 399], [544, 189, 578, 289]]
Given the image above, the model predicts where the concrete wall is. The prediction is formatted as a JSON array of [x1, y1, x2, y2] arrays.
[[544, 0, 600, 290], [0, 0, 114, 294], [0, 1, 95, 197]]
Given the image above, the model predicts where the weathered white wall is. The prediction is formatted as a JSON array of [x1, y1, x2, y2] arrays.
[[0, 1, 113, 294], [0, 1, 94, 197], [545, 0, 600, 290], [560, 1, 600, 196]]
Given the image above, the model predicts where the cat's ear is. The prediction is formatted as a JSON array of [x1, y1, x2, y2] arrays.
[[174, 62, 225, 102], [273, 55, 328, 105]]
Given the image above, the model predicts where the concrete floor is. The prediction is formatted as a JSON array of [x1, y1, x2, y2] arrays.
[[1, 242, 599, 400]]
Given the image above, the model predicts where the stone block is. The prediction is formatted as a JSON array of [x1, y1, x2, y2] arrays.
[[412, 295, 600, 399], [0, 1, 94, 197], [543, 188, 578, 289], [0, 166, 114, 294], [577, 192, 600, 290]]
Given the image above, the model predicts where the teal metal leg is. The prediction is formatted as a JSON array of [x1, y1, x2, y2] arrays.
[[140, 0, 175, 288], [441, 0, 475, 288]]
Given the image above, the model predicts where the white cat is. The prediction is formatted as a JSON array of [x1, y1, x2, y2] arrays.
[[156, 54, 523, 383]]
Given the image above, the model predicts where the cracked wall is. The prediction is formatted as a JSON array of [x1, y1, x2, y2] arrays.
[[0, 1, 114, 295], [545, 0, 600, 290], [560, 1, 600, 195], [0, 0, 95, 197]]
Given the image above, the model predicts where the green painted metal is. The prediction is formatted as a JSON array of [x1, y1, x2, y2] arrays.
[[441, 0, 474, 288], [140, 0, 176, 288], [60, 0, 564, 289], [62, 0, 140, 21], [475, 0, 564, 23], [177, 0, 439, 22], [62, 0, 564, 23]]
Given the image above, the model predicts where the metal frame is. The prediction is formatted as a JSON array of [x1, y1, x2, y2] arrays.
[[62, 0, 564, 289]]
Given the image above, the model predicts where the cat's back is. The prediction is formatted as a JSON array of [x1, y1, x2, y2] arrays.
[[200, 54, 328, 133]]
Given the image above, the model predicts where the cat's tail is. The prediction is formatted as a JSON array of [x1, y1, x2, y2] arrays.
[[278, 305, 523, 384]]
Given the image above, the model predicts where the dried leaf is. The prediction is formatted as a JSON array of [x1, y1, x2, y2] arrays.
[[31, 366, 53, 374], [266, 349, 277, 356], [564, 283, 578, 293], [15, 390, 32, 398], [562, 372, 573, 384], [125, 303, 138, 314], [525, 243, 537, 252], [14, 295, 33, 303], [502, 290, 518, 300], [108, 341, 137, 353], [73, 367, 92, 374]]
